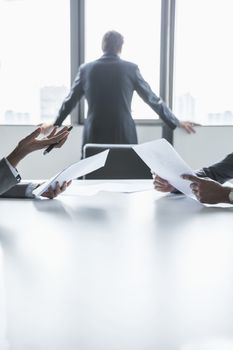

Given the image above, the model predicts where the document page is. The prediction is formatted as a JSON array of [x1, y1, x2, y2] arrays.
[[63, 180, 153, 196], [133, 139, 196, 198], [33, 150, 109, 196]]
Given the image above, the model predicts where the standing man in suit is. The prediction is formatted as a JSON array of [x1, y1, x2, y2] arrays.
[[43, 30, 196, 150], [153, 152, 233, 204], [0, 126, 71, 198]]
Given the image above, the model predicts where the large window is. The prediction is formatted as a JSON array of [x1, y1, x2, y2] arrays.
[[0, 0, 70, 125], [3, 0, 232, 127], [173, 0, 233, 125], [85, 0, 161, 120]]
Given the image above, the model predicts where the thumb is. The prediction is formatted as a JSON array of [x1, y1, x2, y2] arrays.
[[181, 174, 201, 182]]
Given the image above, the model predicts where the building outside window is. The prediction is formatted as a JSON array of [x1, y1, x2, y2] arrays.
[[173, 0, 233, 125], [0, 0, 70, 125], [2, 0, 232, 127]]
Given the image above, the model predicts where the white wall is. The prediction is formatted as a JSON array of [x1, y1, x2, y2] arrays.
[[1, 125, 232, 179], [174, 126, 233, 170]]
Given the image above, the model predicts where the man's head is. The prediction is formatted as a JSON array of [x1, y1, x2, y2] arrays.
[[101, 31, 124, 55]]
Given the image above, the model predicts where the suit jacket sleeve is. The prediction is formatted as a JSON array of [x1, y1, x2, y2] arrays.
[[134, 66, 180, 129], [172, 152, 233, 195], [196, 152, 233, 184], [54, 65, 85, 126], [0, 158, 20, 195], [0, 183, 34, 198]]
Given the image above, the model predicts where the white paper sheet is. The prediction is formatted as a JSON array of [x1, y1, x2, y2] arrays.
[[63, 180, 153, 196], [33, 150, 109, 196], [133, 138, 196, 198]]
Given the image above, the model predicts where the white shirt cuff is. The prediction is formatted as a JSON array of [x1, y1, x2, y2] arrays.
[[5, 158, 21, 181], [25, 183, 38, 198]]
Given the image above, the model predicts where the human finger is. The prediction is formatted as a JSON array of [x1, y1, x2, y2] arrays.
[[54, 126, 69, 136], [154, 184, 170, 192], [193, 190, 201, 201], [41, 186, 54, 199], [181, 174, 202, 183], [190, 182, 199, 190], [184, 123, 194, 134], [187, 123, 196, 133], [47, 126, 58, 138], [61, 182, 68, 191], [180, 123, 191, 134], [154, 175, 170, 185], [39, 130, 69, 147], [180, 122, 196, 134], [53, 134, 69, 148], [60, 181, 68, 192], [151, 170, 156, 178], [54, 182, 62, 196], [191, 187, 199, 195], [22, 128, 42, 142]]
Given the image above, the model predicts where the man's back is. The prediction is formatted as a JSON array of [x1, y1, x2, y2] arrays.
[[53, 30, 194, 148], [82, 54, 137, 123], [55, 52, 180, 145], [76, 53, 139, 145]]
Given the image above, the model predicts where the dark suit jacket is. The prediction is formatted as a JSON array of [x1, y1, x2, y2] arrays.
[[55, 54, 180, 147], [197, 152, 233, 183], [0, 183, 33, 198], [0, 158, 34, 198], [0, 158, 20, 195]]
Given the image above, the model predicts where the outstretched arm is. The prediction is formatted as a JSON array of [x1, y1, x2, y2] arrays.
[[54, 67, 85, 126], [7, 126, 69, 168], [0, 127, 69, 195], [196, 152, 233, 184], [0, 181, 72, 199], [0, 158, 21, 195], [134, 66, 197, 133]]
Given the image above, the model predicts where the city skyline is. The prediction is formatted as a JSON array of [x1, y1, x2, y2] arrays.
[[174, 92, 233, 125], [1, 0, 233, 126], [2, 87, 233, 125], [2, 85, 68, 124]]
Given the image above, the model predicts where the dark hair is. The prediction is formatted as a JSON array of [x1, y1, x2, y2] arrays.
[[101, 31, 124, 54]]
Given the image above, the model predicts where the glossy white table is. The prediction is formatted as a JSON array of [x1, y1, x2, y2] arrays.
[[0, 180, 233, 350]]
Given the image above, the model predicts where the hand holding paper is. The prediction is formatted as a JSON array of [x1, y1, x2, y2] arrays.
[[133, 139, 196, 198], [33, 150, 109, 197]]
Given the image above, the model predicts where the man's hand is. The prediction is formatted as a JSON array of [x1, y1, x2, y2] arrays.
[[179, 121, 200, 134], [41, 180, 72, 199], [182, 174, 231, 204], [7, 127, 69, 168], [153, 174, 175, 192]]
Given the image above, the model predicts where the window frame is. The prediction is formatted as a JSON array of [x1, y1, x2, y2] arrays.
[[0, 0, 174, 135], [75, 0, 170, 129], [70, 0, 85, 125], [160, 0, 176, 143]]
